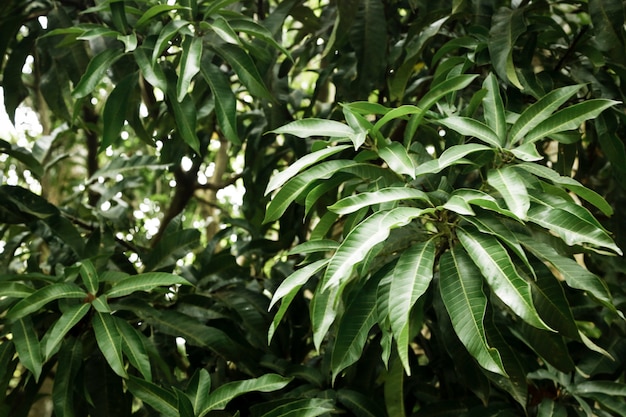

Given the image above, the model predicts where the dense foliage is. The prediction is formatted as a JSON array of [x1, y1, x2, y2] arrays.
[[1, 0, 626, 416]]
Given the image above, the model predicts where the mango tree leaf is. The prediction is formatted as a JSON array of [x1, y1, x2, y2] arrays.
[[52, 338, 82, 417], [42, 302, 91, 360], [488, 7, 526, 89], [271, 119, 354, 139], [322, 207, 424, 291], [175, 388, 195, 417], [135, 4, 187, 29], [537, 399, 567, 417], [388, 238, 436, 374], [331, 278, 378, 381], [12, 317, 43, 381], [200, 60, 240, 145], [487, 166, 529, 219], [101, 72, 137, 152], [350, 0, 387, 94], [378, 141, 415, 178], [414, 144, 492, 177], [311, 284, 340, 351], [0, 282, 35, 298], [482, 73, 507, 142], [337, 389, 386, 417], [92, 312, 127, 378], [177, 35, 202, 102], [373, 105, 421, 133], [72, 49, 123, 99], [79, 259, 99, 295], [116, 318, 152, 381], [515, 324, 575, 372], [287, 239, 339, 255], [438, 116, 502, 148], [457, 227, 551, 330], [508, 85, 582, 144], [212, 43, 273, 100], [228, 18, 292, 59], [255, 398, 335, 417], [0, 139, 44, 177], [589, 0, 625, 51], [167, 91, 199, 153], [127, 376, 178, 417], [450, 189, 521, 220], [198, 374, 293, 416], [328, 186, 430, 215], [523, 99, 618, 144], [106, 272, 191, 298], [152, 19, 189, 63], [207, 16, 241, 45], [134, 46, 168, 92], [6, 283, 86, 321], [572, 381, 626, 396], [185, 369, 211, 415], [143, 229, 200, 271], [510, 142, 543, 161], [439, 248, 506, 375], [384, 356, 406, 417]]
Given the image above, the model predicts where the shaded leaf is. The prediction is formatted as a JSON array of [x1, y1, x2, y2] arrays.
[[152, 19, 190, 63], [92, 312, 127, 378], [72, 49, 123, 99], [201, 60, 240, 145], [42, 302, 91, 360], [106, 272, 191, 298], [256, 398, 334, 417], [185, 369, 211, 415], [488, 7, 526, 89], [52, 338, 82, 417], [212, 43, 273, 100], [79, 259, 99, 295], [177, 36, 202, 102], [101, 72, 137, 152], [127, 376, 178, 417], [116, 319, 152, 381], [12, 317, 43, 381], [6, 283, 86, 321], [438, 116, 501, 148], [135, 5, 187, 29], [143, 229, 200, 271]]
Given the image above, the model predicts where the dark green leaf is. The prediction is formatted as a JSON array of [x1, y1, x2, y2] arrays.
[[42, 303, 90, 360], [177, 36, 202, 102], [167, 91, 199, 153], [79, 259, 99, 295], [12, 317, 43, 381], [256, 398, 334, 417], [127, 375, 178, 417], [482, 73, 507, 142], [101, 72, 137, 152], [200, 60, 240, 145], [212, 43, 273, 100], [106, 272, 191, 298], [116, 318, 152, 381], [52, 338, 83, 417], [488, 7, 526, 88], [135, 5, 188, 29], [487, 166, 529, 219], [92, 312, 127, 378], [72, 49, 123, 99], [6, 283, 86, 321]]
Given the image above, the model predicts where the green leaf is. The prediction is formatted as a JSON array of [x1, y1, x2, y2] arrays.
[[573, 381, 626, 396], [135, 5, 187, 29], [228, 18, 292, 60], [508, 85, 582, 144], [388, 238, 436, 374], [439, 248, 506, 375], [337, 389, 386, 417], [451, 189, 521, 221], [438, 116, 502, 148], [185, 369, 211, 415], [52, 338, 82, 417], [311, 284, 340, 350], [175, 388, 196, 417], [516, 324, 575, 372], [488, 7, 526, 89], [256, 398, 335, 417], [328, 186, 430, 215], [212, 43, 273, 100], [350, 0, 387, 94], [510, 142, 543, 161], [0, 281, 35, 298], [79, 259, 99, 295], [384, 356, 406, 417], [199, 374, 293, 416], [457, 227, 551, 330], [168, 91, 199, 153], [372, 105, 421, 134], [134, 46, 168, 92], [207, 16, 241, 45], [322, 207, 424, 291], [378, 141, 415, 178], [6, 283, 86, 321], [268, 259, 330, 343], [72, 48, 123, 99], [127, 375, 178, 417], [177, 36, 202, 102], [482, 73, 507, 142], [537, 399, 567, 417], [414, 144, 492, 177], [12, 317, 43, 381], [116, 319, 152, 381], [271, 119, 355, 139], [92, 312, 127, 378], [331, 278, 378, 381], [152, 19, 190, 63], [200, 61, 240, 145], [487, 166, 529, 219], [589, 0, 625, 51], [101, 72, 137, 152], [524, 99, 618, 144], [42, 303, 90, 360], [106, 272, 191, 298], [265, 145, 351, 196], [287, 239, 339, 255], [143, 229, 200, 271]]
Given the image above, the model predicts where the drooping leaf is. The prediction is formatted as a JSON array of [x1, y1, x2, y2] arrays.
[[349, 0, 387, 94], [515, 324, 575, 372], [167, 90, 199, 153], [588, 0, 625, 52], [311, 284, 340, 351], [106, 272, 190, 298], [79, 259, 99, 295], [116, 318, 152, 381], [6, 283, 86, 321], [337, 389, 386, 417], [42, 302, 91, 360], [127, 376, 178, 417], [228, 18, 292, 60], [101, 72, 137, 152], [134, 46, 168, 92], [438, 116, 502, 148], [384, 356, 406, 417], [212, 43, 273, 100], [0, 281, 35, 298], [328, 186, 430, 215], [200, 60, 240, 145], [572, 381, 626, 397], [177, 35, 202, 102], [12, 317, 43, 381], [439, 248, 506, 375], [152, 19, 190, 63], [72, 48, 123, 99], [207, 16, 241, 45], [487, 166, 530, 219], [482, 73, 507, 142], [488, 7, 526, 89], [52, 338, 82, 417], [92, 312, 127, 378]]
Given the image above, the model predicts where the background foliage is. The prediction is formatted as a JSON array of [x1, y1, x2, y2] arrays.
[[1, 0, 626, 416]]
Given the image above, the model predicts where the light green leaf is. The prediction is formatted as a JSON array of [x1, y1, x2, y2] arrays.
[[101, 72, 136, 152], [177, 36, 202, 102], [439, 248, 506, 375], [72, 48, 123, 99], [117, 32, 137, 52], [414, 144, 492, 177], [92, 295, 111, 313], [116, 318, 152, 381], [331, 278, 378, 381], [199, 374, 293, 416], [450, 189, 521, 220], [487, 166, 529, 219], [127, 376, 178, 417], [271, 119, 354, 139], [378, 141, 415, 178], [152, 19, 190, 63], [200, 61, 240, 145], [328, 186, 430, 215], [208, 16, 241, 45], [256, 398, 334, 417], [92, 312, 127, 378], [510, 142, 543, 161], [388, 238, 436, 374], [373, 105, 421, 133], [52, 338, 82, 417], [106, 272, 191, 298], [6, 283, 86, 321], [482, 73, 507, 142], [268, 259, 330, 343], [42, 303, 90, 360], [265, 145, 351, 196], [135, 5, 187, 29], [488, 7, 526, 89], [212, 43, 273, 100], [322, 207, 424, 291], [438, 116, 501, 148], [457, 227, 551, 330], [509, 85, 582, 144], [523, 99, 618, 144], [79, 259, 99, 295], [12, 317, 43, 381]]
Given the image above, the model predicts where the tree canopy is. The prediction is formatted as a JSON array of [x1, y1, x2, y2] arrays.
[[1, 0, 626, 416]]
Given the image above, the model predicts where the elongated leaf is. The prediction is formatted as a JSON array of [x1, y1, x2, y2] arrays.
[[79, 259, 99, 295], [509, 85, 582, 143], [266, 145, 350, 196], [388, 238, 436, 374], [92, 312, 127, 378], [337, 389, 386, 417], [152, 19, 189, 63], [288, 239, 339, 255], [331, 278, 378, 381], [510, 142, 543, 161], [0, 281, 35, 298], [271, 119, 354, 139], [212, 43, 272, 100], [373, 105, 421, 133], [573, 381, 626, 396], [135, 5, 187, 29], [72, 49, 123, 99], [537, 399, 567, 417], [589, 0, 625, 51], [101, 72, 136, 151], [457, 227, 551, 330], [52, 338, 82, 417], [228, 18, 292, 59], [175, 388, 195, 417], [12, 317, 43, 381], [127, 376, 178, 417], [516, 324, 574, 372], [168, 91, 199, 153], [185, 369, 211, 415], [134, 47, 168, 92], [311, 284, 340, 350], [322, 207, 424, 291], [378, 141, 415, 178], [482, 73, 507, 142], [328, 186, 430, 215], [384, 356, 406, 417], [6, 283, 86, 321], [201, 60, 240, 145], [350, 0, 387, 94], [488, 7, 526, 89], [208, 16, 241, 45], [177, 36, 202, 101], [143, 229, 200, 271], [439, 116, 501, 148], [451, 188, 521, 220], [268, 259, 330, 343], [256, 398, 334, 417], [439, 248, 506, 375], [199, 374, 293, 416], [487, 166, 529, 219], [116, 318, 152, 381], [524, 99, 618, 144], [106, 272, 190, 298], [42, 303, 90, 360]]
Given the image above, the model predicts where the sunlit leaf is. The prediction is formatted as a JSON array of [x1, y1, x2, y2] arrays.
[[378, 141, 415, 178], [487, 166, 529, 219], [271, 119, 355, 139], [328, 186, 430, 215], [414, 144, 492, 176], [106, 272, 191, 298], [438, 116, 501, 148]]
